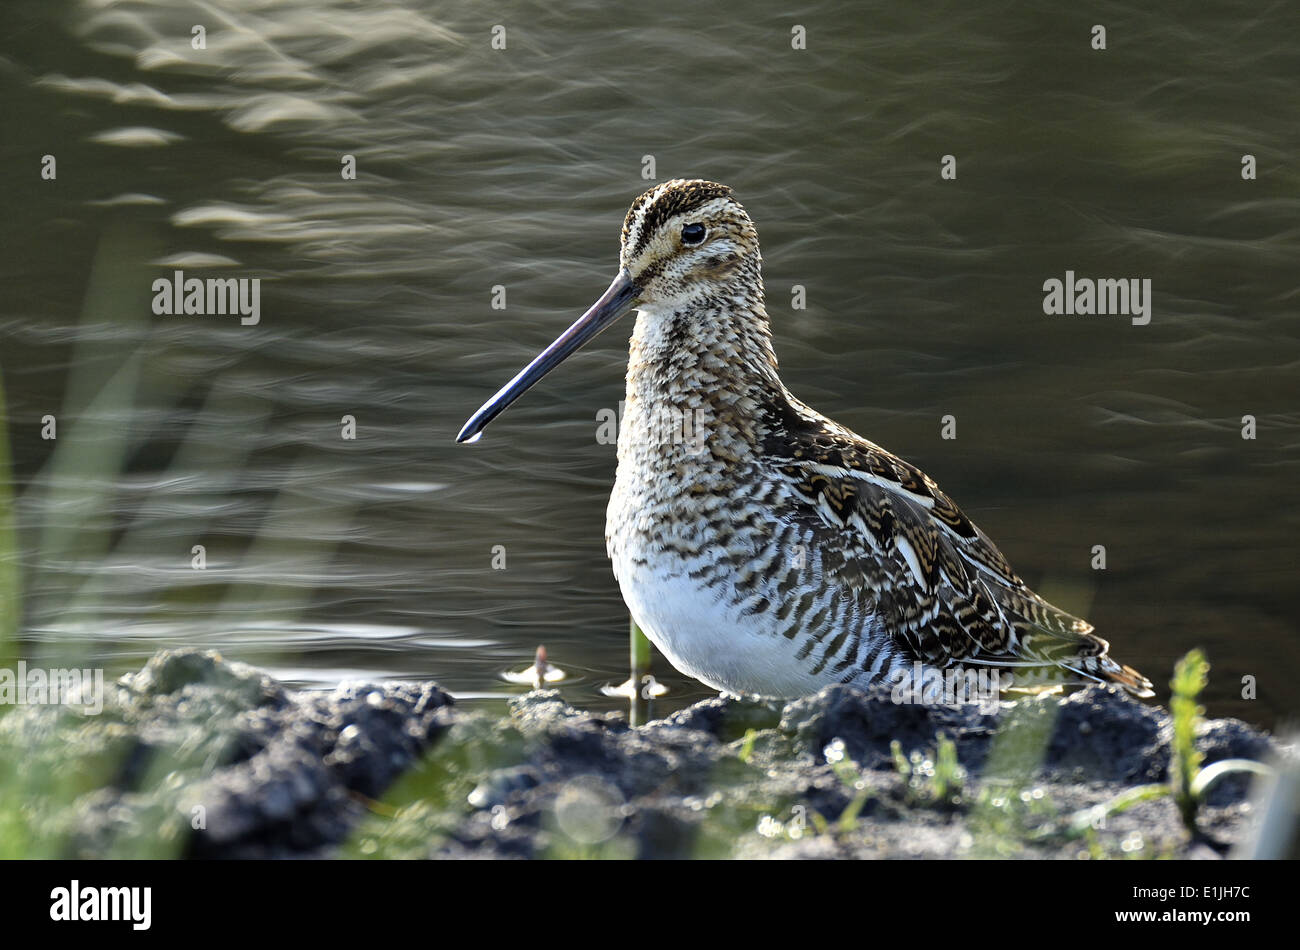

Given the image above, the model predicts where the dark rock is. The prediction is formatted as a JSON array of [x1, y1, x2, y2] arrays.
[[1, 649, 1290, 860], [1195, 717, 1277, 806], [0, 649, 453, 858], [779, 683, 997, 771], [657, 694, 784, 741], [1041, 686, 1169, 783]]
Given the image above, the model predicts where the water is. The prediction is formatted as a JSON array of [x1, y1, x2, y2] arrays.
[[1, 0, 1296, 728]]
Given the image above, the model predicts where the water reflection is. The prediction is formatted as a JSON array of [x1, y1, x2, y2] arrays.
[[2, 0, 1296, 729]]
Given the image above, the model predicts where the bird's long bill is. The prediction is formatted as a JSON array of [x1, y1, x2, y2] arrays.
[[455, 270, 639, 444]]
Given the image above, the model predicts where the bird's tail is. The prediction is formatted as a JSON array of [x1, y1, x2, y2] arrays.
[[1014, 625, 1155, 698], [1067, 650, 1155, 698], [999, 593, 1156, 699]]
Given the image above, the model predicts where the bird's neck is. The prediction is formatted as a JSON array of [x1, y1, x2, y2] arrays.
[[621, 286, 786, 460]]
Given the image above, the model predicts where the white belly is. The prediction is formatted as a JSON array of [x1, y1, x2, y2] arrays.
[[610, 549, 832, 699]]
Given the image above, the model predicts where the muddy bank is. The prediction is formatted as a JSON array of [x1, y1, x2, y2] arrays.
[[0, 650, 1288, 859]]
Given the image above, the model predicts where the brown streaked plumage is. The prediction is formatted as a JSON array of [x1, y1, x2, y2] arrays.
[[458, 179, 1155, 701]]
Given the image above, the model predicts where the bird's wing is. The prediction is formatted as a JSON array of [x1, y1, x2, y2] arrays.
[[763, 411, 1152, 696]]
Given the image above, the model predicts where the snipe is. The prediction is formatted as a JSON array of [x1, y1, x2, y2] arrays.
[[458, 179, 1153, 701]]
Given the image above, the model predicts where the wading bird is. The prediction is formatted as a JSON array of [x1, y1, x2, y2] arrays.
[[458, 180, 1153, 701]]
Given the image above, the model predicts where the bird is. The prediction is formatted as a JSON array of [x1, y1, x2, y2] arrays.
[[457, 179, 1154, 702]]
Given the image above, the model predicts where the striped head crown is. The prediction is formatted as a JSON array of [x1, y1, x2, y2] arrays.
[[455, 179, 769, 445], [618, 179, 762, 310]]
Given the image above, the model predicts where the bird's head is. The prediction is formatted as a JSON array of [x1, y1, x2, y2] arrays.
[[617, 179, 761, 312], [456, 179, 761, 444]]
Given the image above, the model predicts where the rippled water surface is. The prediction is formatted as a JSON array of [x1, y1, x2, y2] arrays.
[[2, 0, 1297, 726]]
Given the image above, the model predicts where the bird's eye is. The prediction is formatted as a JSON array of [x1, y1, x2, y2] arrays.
[[681, 223, 706, 245]]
